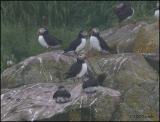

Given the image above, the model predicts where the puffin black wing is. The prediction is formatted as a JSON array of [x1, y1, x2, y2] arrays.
[[64, 38, 82, 52], [63, 90, 71, 98], [82, 77, 99, 89], [65, 62, 82, 79], [53, 91, 60, 99], [43, 33, 61, 46], [114, 2, 133, 22], [97, 34, 113, 52]]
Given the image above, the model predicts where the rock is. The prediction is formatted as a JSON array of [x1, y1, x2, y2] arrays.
[[1, 83, 121, 121], [94, 53, 159, 121], [95, 53, 158, 90], [113, 84, 159, 121], [142, 53, 159, 72], [101, 21, 158, 54], [133, 22, 159, 53], [1, 50, 76, 88], [101, 22, 146, 53]]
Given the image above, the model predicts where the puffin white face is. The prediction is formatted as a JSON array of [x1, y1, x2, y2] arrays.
[[38, 28, 47, 35], [83, 31, 88, 36], [78, 53, 86, 60], [116, 3, 124, 9], [92, 28, 99, 34], [80, 31, 88, 37]]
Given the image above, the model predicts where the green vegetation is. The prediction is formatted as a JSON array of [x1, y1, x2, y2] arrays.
[[1, 1, 157, 72]]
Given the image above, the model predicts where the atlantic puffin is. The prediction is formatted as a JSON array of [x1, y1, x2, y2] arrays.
[[6, 54, 16, 67], [53, 85, 71, 103], [89, 28, 113, 54], [65, 55, 88, 81], [37, 28, 62, 49], [82, 73, 106, 94], [114, 2, 134, 23], [64, 30, 88, 55], [154, 2, 159, 19]]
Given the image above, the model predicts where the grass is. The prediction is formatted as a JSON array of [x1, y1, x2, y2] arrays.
[[1, 1, 158, 72]]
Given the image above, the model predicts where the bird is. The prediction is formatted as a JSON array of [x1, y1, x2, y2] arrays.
[[154, 2, 159, 19], [63, 30, 88, 55], [89, 28, 114, 54], [154, 2, 159, 29], [37, 27, 62, 49], [82, 73, 106, 94], [114, 2, 134, 24], [6, 54, 16, 67], [65, 55, 88, 82], [53, 85, 71, 103]]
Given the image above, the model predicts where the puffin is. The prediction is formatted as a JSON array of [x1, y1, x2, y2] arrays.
[[154, 2, 159, 19], [82, 73, 106, 94], [65, 55, 88, 81], [6, 54, 16, 67], [53, 85, 71, 103], [89, 28, 114, 53], [37, 28, 62, 49], [114, 2, 134, 23], [64, 30, 88, 55]]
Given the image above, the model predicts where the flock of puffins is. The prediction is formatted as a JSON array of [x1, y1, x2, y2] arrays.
[[8, 2, 160, 104]]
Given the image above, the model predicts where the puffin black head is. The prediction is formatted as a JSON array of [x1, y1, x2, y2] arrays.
[[53, 85, 71, 102], [114, 2, 133, 23], [37, 27, 48, 36], [76, 58, 85, 64], [58, 85, 65, 90], [78, 30, 88, 38]]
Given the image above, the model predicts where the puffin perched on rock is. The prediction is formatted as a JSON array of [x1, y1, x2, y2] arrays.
[[53, 85, 71, 103], [82, 73, 106, 94], [114, 2, 134, 23], [37, 28, 62, 49], [64, 30, 88, 55], [89, 28, 114, 54], [154, 2, 159, 19], [65, 55, 88, 81]]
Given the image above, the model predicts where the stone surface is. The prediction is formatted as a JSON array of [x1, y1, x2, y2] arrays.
[[1, 83, 120, 121], [133, 22, 159, 53], [101, 21, 159, 54], [1, 50, 76, 88]]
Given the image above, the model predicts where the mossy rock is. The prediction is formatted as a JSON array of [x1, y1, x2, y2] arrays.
[[133, 22, 159, 53]]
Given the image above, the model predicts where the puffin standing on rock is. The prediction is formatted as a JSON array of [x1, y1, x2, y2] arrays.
[[154, 2, 159, 29], [53, 85, 71, 103], [154, 2, 159, 19], [89, 28, 114, 54], [82, 74, 106, 94], [65, 55, 88, 82], [37, 28, 62, 49], [114, 2, 134, 24], [63, 30, 88, 55]]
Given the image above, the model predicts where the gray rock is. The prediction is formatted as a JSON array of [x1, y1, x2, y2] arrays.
[[142, 53, 159, 72], [1, 83, 120, 121], [1, 50, 76, 88]]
